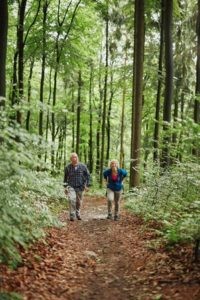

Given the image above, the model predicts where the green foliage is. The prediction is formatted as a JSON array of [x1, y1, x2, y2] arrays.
[[0, 121, 65, 267], [0, 292, 22, 300], [126, 162, 200, 245]]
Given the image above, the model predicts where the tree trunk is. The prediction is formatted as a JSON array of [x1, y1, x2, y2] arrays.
[[88, 62, 94, 173], [51, 44, 60, 170], [106, 69, 114, 161], [63, 114, 67, 168], [76, 71, 82, 156], [153, 0, 164, 163], [193, 0, 200, 156], [120, 48, 128, 168], [44, 67, 52, 163], [172, 24, 185, 158], [39, 0, 48, 139], [0, 0, 8, 107], [51, 0, 81, 170], [16, 0, 41, 124], [71, 88, 75, 152], [96, 48, 103, 174], [130, 0, 145, 188], [56, 128, 64, 169], [161, 0, 174, 169], [17, 0, 27, 124], [26, 58, 34, 131], [51, 66, 58, 170], [100, 3, 109, 187], [10, 50, 18, 108]]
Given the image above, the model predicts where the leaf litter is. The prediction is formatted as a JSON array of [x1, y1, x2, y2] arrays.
[[0, 196, 200, 300]]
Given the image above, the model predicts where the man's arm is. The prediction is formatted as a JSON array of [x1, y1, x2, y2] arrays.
[[63, 167, 69, 194], [84, 165, 90, 188]]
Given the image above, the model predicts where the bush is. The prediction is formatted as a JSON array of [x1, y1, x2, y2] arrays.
[[0, 123, 65, 267], [126, 162, 200, 246]]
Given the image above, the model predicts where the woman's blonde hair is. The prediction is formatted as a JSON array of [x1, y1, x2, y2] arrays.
[[109, 159, 119, 168]]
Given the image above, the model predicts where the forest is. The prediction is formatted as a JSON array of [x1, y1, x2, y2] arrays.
[[0, 0, 200, 299]]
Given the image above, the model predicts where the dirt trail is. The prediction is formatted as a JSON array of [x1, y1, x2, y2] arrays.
[[1, 196, 200, 300]]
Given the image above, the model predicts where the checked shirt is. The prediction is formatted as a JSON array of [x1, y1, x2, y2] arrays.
[[64, 163, 90, 192]]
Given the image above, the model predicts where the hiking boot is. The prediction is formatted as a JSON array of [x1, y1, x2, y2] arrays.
[[114, 215, 120, 221], [76, 215, 82, 220], [70, 214, 75, 221], [107, 214, 112, 220]]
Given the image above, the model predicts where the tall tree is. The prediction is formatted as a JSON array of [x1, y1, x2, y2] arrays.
[[10, 0, 41, 123], [16, 0, 41, 124], [88, 61, 94, 173], [96, 46, 103, 174], [161, 0, 174, 168], [44, 66, 53, 163], [193, 0, 200, 156], [17, 0, 27, 124], [0, 0, 8, 107], [51, 0, 82, 169], [39, 0, 49, 140], [26, 58, 35, 131], [71, 87, 75, 152], [153, 0, 164, 162], [100, 0, 109, 186], [76, 70, 82, 156], [106, 68, 114, 161], [130, 0, 145, 188], [120, 42, 128, 168]]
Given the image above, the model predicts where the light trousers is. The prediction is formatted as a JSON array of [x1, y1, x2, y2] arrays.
[[68, 187, 83, 218], [106, 188, 122, 217]]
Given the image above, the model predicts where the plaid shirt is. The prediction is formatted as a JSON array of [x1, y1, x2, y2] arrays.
[[64, 163, 90, 192]]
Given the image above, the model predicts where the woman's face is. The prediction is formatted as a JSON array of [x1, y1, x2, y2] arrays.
[[110, 161, 118, 170]]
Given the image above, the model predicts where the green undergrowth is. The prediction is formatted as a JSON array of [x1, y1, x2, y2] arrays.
[[0, 169, 66, 268], [125, 162, 200, 250], [0, 123, 67, 268], [0, 292, 22, 300]]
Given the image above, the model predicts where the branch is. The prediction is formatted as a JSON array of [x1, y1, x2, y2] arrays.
[[24, 0, 41, 45], [59, 0, 82, 56], [58, 0, 73, 27]]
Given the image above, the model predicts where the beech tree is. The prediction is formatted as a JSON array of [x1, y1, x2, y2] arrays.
[[130, 0, 145, 188], [0, 0, 8, 107], [161, 0, 174, 168], [153, 0, 164, 162], [193, 0, 200, 156], [2, 0, 199, 175], [99, 0, 109, 186]]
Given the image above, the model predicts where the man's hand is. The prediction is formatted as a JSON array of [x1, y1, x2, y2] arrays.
[[64, 188, 68, 195], [84, 186, 89, 192]]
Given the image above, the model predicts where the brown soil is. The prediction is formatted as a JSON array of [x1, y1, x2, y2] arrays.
[[0, 196, 200, 300]]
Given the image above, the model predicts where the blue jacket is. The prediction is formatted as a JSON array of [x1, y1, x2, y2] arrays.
[[103, 168, 127, 191]]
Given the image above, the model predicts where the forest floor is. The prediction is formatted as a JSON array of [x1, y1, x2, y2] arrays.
[[0, 195, 200, 300]]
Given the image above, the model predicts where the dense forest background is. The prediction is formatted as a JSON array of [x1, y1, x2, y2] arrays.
[[0, 0, 199, 267]]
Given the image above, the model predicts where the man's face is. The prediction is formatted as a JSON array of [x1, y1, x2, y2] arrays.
[[71, 154, 78, 165]]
